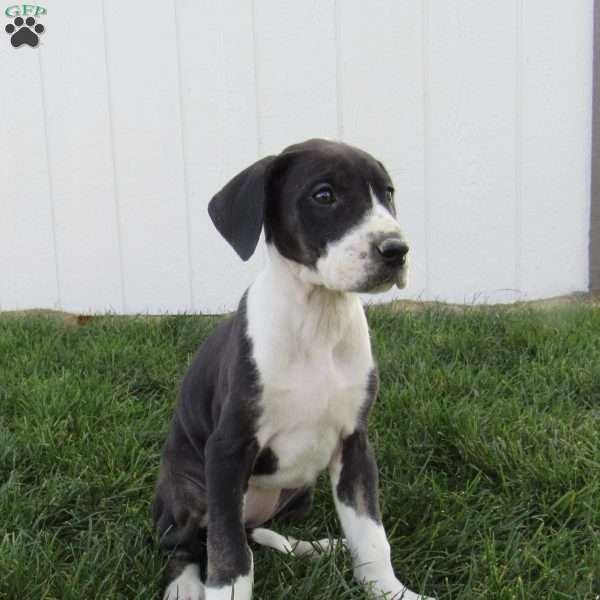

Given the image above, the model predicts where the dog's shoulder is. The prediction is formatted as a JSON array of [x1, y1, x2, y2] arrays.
[[177, 291, 260, 437], [183, 292, 254, 380]]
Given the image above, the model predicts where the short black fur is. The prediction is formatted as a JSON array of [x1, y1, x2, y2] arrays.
[[152, 293, 262, 587]]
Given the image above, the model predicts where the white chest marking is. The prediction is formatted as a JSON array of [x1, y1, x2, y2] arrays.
[[246, 251, 374, 490]]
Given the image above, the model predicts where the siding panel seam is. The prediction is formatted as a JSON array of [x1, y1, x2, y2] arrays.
[[37, 49, 61, 308], [101, 0, 127, 312]]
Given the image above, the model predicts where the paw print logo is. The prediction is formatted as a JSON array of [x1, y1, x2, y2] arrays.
[[5, 16, 45, 48]]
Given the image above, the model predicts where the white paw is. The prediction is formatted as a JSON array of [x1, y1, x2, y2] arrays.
[[365, 577, 435, 600], [204, 587, 233, 600], [312, 536, 347, 554], [292, 536, 347, 559], [163, 564, 204, 600], [251, 528, 346, 559]]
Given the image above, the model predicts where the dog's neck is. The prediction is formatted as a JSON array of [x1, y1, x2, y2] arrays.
[[248, 245, 363, 349]]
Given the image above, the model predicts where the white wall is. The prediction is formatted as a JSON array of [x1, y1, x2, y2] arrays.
[[0, 0, 594, 314]]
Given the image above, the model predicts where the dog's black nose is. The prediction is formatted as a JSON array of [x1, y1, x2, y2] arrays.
[[376, 238, 409, 266]]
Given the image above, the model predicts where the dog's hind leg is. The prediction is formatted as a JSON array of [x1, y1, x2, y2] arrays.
[[157, 522, 207, 600], [274, 486, 315, 523], [156, 524, 206, 600], [250, 528, 345, 559], [153, 473, 208, 600]]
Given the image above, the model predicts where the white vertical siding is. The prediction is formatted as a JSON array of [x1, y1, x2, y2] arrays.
[[176, 0, 262, 314], [0, 0, 594, 313], [254, 0, 339, 155], [520, 0, 593, 300], [427, 0, 519, 304], [41, 0, 122, 313], [0, 32, 57, 309], [103, 0, 192, 314], [337, 0, 426, 304]]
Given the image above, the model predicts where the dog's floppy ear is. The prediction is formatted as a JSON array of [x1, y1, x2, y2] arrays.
[[208, 156, 276, 261]]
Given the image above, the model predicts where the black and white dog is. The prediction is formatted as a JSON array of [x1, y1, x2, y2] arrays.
[[152, 139, 435, 600]]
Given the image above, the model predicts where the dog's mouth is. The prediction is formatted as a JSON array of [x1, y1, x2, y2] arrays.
[[358, 263, 408, 294], [395, 263, 408, 289]]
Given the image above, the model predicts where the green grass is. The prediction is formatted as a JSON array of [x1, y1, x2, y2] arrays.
[[1, 305, 599, 600]]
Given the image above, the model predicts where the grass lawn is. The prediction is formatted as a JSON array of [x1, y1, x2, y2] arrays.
[[1, 305, 599, 600]]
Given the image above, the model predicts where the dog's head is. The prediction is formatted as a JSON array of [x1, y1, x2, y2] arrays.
[[208, 139, 408, 293]]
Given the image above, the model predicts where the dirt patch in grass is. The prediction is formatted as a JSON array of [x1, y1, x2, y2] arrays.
[[1, 292, 596, 324]]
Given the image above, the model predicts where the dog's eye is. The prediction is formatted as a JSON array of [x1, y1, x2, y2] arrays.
[[385, 188, 394, 205], [312, 185, 335, 205]]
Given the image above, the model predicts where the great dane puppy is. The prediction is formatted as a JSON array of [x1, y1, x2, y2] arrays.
[[152, 139, 435, 600]]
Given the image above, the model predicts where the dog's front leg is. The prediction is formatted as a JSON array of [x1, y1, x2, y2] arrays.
[[330, 430, 435, 600], [205, 433, 257, 600]]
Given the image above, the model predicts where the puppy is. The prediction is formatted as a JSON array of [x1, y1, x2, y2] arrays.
[[152, 139, 435, 600]]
